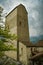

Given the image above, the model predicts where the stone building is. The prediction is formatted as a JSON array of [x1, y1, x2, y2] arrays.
[[5, 4, 30, 65], [5, 4, 43, 65]]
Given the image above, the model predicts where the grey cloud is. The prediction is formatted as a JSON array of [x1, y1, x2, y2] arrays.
[[28, 0, 43, 36], [0, 0, 43, 36]]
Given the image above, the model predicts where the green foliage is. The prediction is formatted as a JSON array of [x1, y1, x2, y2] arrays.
[[10, 34, 17, 40], [0, 28, 11, 39], [0, 40, 17, 51], [0, 27, 17, 59], [0, 27, 17, 51], [0, 7, 17, 65], [0, 51, 4, 58]]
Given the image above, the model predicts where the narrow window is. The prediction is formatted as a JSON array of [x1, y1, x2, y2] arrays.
[[21, 48, 23, 55], [19, 21, 21, 25]]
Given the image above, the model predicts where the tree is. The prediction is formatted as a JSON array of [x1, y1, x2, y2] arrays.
[[0, 26, 17, 59], [0, 6, 17, 51], [0, 6, 20, 65], [0, 27, 17, 51], [0, 6, 17, 58]]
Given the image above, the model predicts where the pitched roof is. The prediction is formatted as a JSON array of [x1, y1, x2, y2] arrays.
[[6, 4, 28, 17], [27, 40, 43, 47]]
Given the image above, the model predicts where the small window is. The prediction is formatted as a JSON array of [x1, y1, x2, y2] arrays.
[[19, 21, 21, 25], [21, 48, 23, 55]]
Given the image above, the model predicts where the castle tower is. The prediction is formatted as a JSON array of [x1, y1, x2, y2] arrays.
[[5, 4, 29, 42], [5, 4, 30, 64], [17, 4, 29, 42]]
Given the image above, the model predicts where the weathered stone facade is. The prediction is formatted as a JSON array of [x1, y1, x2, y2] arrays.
[[5, 4, 30, 65], [5, 4, 43, 65]]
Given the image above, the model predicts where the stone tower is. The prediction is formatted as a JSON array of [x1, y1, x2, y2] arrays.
[[5, 4, 29, 42], [5, 4, 29, 63], [17, 4, 29, 42]]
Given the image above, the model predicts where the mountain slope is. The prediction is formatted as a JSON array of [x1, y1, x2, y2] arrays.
[[30, 35, 43, 43]]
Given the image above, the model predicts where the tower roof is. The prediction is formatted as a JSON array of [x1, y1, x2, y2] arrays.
[[6, 4, 28, 17]]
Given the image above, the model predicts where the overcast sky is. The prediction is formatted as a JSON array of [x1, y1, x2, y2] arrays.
[[0, 0, 43, 37]]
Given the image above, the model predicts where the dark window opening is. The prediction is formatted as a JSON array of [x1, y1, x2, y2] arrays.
[[21, 48, 23, 55], [19, 21, 21, 25]]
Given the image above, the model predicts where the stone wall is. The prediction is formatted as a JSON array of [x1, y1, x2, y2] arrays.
[[19, 42, 28, 65], [17, 5, 29, 42], [5, 4, 29, 65]]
